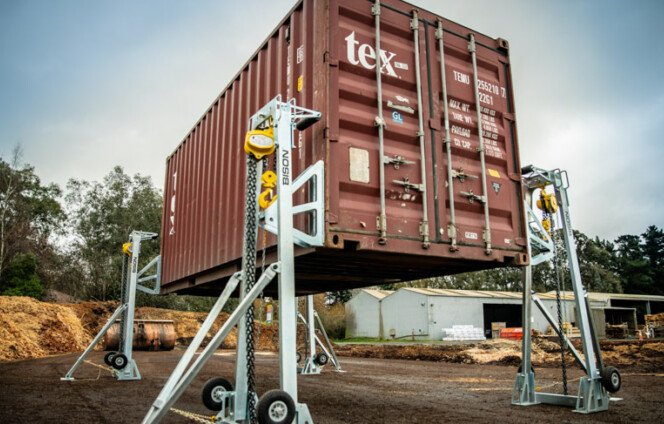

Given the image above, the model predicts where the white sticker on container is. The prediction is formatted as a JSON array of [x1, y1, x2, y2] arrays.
[[465, 231, 478, 240], [394, 62, 408, 70], [297, 45, 304, 64], [349, 147, 370, 184], [396, 95, 409, 103]]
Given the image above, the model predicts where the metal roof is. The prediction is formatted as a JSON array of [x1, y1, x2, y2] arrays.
[[549, 291, 664, 302], [362, 289, 394, 300], [399, 287, 601, 302]]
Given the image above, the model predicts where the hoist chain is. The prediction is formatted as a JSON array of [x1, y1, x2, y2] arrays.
[[242, 154, 260, 424], [552, 229, 568, 395], [256, 156, 269, 348], [119, 252, 130, 353]]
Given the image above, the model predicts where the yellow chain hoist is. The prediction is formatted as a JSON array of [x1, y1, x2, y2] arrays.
[[122, 242, 133, 256], [536, 184, 559, 236], [244, 126, 275, 160]]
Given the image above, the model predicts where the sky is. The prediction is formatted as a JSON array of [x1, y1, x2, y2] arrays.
[[1, 0, 663, 242]]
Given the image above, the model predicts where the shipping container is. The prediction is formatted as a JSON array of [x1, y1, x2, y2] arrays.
[[160, 0, 528, 296]]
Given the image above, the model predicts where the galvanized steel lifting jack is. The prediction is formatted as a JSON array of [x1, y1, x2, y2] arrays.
[[142, 96, 322, 424], [62, 231, 161, 382], [297, 295, 343, 375], [513, 166, 621, 413]]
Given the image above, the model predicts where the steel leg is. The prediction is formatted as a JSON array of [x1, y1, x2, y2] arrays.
[[142, 264, 279, 424], [61, 304, 127, 381], [142, 273, 241, 423]]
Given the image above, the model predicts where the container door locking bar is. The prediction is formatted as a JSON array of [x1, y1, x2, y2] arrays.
[[411, 10, 430, 249], [437, 20, 458, 251], [468, 34, 492, 254]]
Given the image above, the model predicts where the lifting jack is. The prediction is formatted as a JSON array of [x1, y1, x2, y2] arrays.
[[513, 166, 621, 413], [62, 231, 161, 382], [297, 295, 343, 375], [142, 96, 322, 424]]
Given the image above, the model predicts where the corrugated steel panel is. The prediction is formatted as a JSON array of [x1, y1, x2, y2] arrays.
[[160, 0, 529, 296]]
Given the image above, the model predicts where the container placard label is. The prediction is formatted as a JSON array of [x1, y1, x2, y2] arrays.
[[392, 110, 404, 124]]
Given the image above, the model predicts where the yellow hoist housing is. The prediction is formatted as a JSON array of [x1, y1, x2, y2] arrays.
[[244, 127, 275, 159]]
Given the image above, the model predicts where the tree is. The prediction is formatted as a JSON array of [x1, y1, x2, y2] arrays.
[[326, 290, 352, 304], [0, 147, 65, 289], [615, 226, 664, 295], [65, 166, 162, 301], [0, 253, 43, 299]]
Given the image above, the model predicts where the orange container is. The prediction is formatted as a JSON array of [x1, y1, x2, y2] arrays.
[[500, 327, 523, 340]]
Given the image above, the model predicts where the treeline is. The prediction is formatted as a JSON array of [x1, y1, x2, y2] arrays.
[[0, 149, 215, 312], [2, 149, 663, 307], [376, 226, 664, 296]]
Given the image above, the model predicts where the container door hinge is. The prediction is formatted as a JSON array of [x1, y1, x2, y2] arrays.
[[323, 51, 338, 67], [419, 221, 430, 249], [451, 168, 478, 182], [514, 236, 527, 247], [508, 172, 521, 182], [393, 176, 423, 193], [383, 155, 415, 170], [460, 190, 486, 204]]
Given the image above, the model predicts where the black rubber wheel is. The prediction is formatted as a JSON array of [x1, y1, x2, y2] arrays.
[[518, 363, 535, 377], [202, 377, 233, 411], [111, 353, 128, 370], [295, 351, 302, 363], [104, 352, 116, 366], [257, 389, 295, 424], [601, 366, 621, 393], [315, 352, 329, 366]]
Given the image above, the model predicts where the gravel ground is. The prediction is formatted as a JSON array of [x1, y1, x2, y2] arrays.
[[0, 350, 662, 423]]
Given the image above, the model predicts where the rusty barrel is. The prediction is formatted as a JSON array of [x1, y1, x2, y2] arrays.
[[104, 319, 175, 351]]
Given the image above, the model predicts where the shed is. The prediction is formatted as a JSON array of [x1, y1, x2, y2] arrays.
[[361, 288, 604, 341], [553, 291, 664, 325], [345, 289, 393, 339]]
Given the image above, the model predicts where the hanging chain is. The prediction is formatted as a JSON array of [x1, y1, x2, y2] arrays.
[[552, 227, 568, 395], [242, 155, 260, 424], [118, 251, 130, 353], [256, 157, 269, 349]]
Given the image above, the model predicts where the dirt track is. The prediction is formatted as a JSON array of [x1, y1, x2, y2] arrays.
[[0, 350, 662, 423]]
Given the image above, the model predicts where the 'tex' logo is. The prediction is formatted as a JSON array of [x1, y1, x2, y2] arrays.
[[345, 31, 398, 77]]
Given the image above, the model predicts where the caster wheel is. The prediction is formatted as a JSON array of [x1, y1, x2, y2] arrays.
[[111, 353, 128, 370], [601, 366, 621, 393], [202, 377, 233, 411], [295, 351, 302, 364], [315, 352, 329, 366], [104, 352, 116, 366], [257, 389, 295, 424]]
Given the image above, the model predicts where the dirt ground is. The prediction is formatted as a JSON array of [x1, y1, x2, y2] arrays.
[[0, 350, 662, 424]]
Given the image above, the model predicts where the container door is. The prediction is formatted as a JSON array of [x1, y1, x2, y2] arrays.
[[430, 21, 524, 253], [331, 0, 435, 245]]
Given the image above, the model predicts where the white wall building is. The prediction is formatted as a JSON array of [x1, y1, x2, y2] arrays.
[[345, 289, 393, 338], [347, 288, 606, 341]]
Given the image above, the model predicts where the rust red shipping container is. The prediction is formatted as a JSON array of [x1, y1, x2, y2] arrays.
[[160, 0, 528, 296]]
